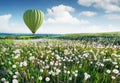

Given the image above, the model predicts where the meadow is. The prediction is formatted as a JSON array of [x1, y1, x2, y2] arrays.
[[0, 33, 120, 83]]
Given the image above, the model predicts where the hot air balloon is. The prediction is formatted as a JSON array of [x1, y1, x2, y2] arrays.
[[23, 9, 44, 36]]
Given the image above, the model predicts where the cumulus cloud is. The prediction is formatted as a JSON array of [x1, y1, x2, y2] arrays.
[[77, 0, 120, 13], [0, 14, 30, 33], [79, 11, 97, 17], [45, 4, 89, 24], [0, 14, 11, 29], [105, 14, 120, 20]]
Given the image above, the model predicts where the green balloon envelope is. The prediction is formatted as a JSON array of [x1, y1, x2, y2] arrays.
[[23, 9, 44, 34]]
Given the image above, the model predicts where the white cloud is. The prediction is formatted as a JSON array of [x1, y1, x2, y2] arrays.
[[0, 14, 11, 29], [39, 24, 120, 34], [0, 14, 30, 33], [77, 0, 94, 7], [105, 14, 120, 20], [79, 11, 97, 17], [77, 0, 120, 13], [45, 4, 89, 24]]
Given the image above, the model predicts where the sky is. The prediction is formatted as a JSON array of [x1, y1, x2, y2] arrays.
[[0, 0, 120, 34]]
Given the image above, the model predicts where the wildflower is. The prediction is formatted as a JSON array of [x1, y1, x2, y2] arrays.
[[15, 71, 19, 75], [84, 72, 90, 80], [13, 75, 17, 79], [45, 77, 50, 82], [19, 62, 23, 67], [83, 53, 89, 58], [74, 73, 78, 77], [23, 61, 27, 66], [115, 65, 118, 68], [75, 70, 78, 73], [113, 69, 119, 74], [8, 70, 13, 75], [49, 71, 52, 75], [106, 69, 111, 74], [112, 62, 117, 65], [50, 61, 54, 65], [8, 61, 12, 65], [29, 56, 35, 61], [111, 76, 116, 80], [56, 69, 61, 75], [12, 79, 18, 83], [69, 77, 72, 80], [64, 49, 69, 55], [12, 65, 17, 69], [100, 63, 104, 67], [64, 70, 67, 73], [1, 78, 6, 82], [38, 76, 42, 81], [103, 58, 112, 62], [45, 65, 49, 69], [55, 54, 60, 59], [2, 47, 7, 52], [40, 69, 43, 72], [52, 72, 56, 76], [4, 81, 9, 83], [1, 62, 4, 65], [14, 54, 20, 59], [67, 71, 70, 74], [13, 49, 20, 54], [59, 63, 62, 66]]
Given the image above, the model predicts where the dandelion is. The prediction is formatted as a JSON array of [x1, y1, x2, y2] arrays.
[[106, 69, 111, 74], [74, 73, 78, 77], [84, 72, 90, 80], [1, 62, 4, 65], [45, 77, 50, 82], [49, 71, 52, 75], [23, 61, 27, 66], [8, 70, 13, 75], [45, 65, 49, 69], [115, 65, 118, 68], [19, 62, 23, 67], [100, 63, 104, 67], [83, 53, 89, 58], [113, 69, 119, 74], [4, 81, 9, 83], [12, 65, 17, 69], [8, 61, 12, 65], [13, 75, 17, 79], [67, 71, 70, 74], [112, 62, 117, 65], [38, 76, 42, 81], [56, 69, 61, 75], [111, 76, 116, 80], [12, 79, 18, 83], [13, 49, 20, 54], [13, 54, 20, 59], [64, 49, 69, 55], [55, 54, 60, 60], [15, 71, 19, 75], [1, 78, 6, 82], [40, 69, 43, 72], [75, 70, 78, 73], [52, 72, 56, 76], [50, 61, 54, 65], [29, 56, 35, 61], [69, 77, 72, 80]]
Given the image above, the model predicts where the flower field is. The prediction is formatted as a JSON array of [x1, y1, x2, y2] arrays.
[[0, 39, 120, 83]]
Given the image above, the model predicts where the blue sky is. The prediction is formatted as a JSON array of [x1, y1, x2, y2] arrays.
[[0, 0, 120, 34]]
